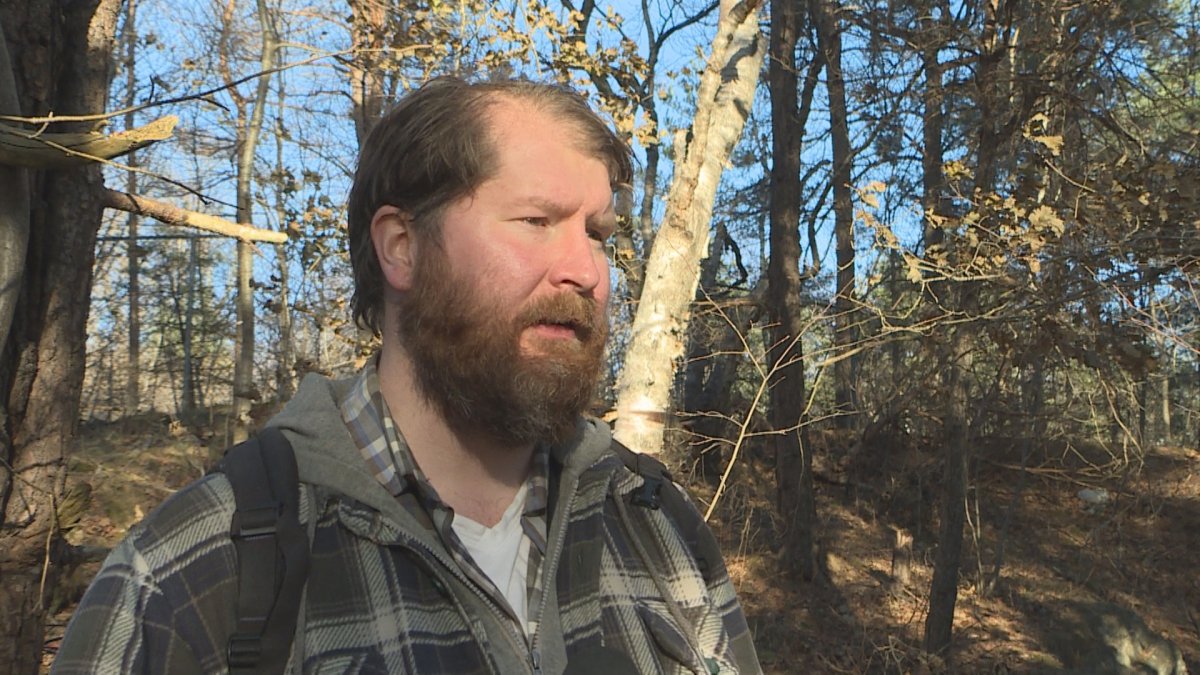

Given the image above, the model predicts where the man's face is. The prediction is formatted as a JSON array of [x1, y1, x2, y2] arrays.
[[395, 100, 616, 446]]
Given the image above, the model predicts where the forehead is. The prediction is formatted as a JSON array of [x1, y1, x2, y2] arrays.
[[481, 100, 614, 203], [484, 98, 604, 166], [489, 96, 578, 139]]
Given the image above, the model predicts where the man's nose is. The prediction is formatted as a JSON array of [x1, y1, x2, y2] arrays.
[[547, 224, 603, 293]]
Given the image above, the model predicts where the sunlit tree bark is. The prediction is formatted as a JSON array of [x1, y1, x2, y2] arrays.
[[613, 0, 764, 456], [223, 0, 279, 442]]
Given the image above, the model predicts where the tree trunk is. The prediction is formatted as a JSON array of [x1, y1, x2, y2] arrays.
[[175, 237, 199, 419], [1154, 301, 1170, 443], [273, 108, 294, 401], [924, 0, 1004, 655], [680, 224, 759, 480], [0, 1, 121, 671], [918, 2, 955, 653], [613, 0, 764, 456], [768, 0, 818, 581], [1137, 377, 1148, 444], [122, 0, 141, 416], [923, 331, 971, 655], [347, 0, 389, 146], [229, 0, 278, 442], [891, 527, 914, 594], [0, 15, 27, 364], [628, 136, 658, 298], [920, 10, 946, 254], [1161, 371, 1170, 443], [233, 240, 254, 440], [811, 0, 857, 428]]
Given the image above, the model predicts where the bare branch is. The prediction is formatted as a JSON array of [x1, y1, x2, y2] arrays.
[[0, 47, 408, 125], [0, 115, 176, 168], [102, 188, 287, 243], [655, 0, 719, 53]]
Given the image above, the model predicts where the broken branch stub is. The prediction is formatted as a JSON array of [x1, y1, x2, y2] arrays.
[[102, 189, 288, 243], [0, 114, 177, 168]]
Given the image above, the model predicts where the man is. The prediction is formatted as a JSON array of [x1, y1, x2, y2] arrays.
[[54, 77, 760, 674]]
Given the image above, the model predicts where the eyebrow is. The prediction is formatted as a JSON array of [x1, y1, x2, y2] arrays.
[[519, 195, 617, 233], [519, 195, 575, 216]]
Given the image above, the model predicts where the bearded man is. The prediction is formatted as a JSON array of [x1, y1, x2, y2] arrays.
[[53, 77, 761, 675]]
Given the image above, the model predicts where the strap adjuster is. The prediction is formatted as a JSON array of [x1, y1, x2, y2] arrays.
[[631, 475, 663, 509], [227, 634, 263, 667], [231, 503, 282, 539]]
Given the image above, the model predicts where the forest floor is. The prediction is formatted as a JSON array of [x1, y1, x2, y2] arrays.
[[42, 415, 1200, 674]]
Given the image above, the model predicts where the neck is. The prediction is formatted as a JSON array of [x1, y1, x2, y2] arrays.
[[377, 343, 534, 527]]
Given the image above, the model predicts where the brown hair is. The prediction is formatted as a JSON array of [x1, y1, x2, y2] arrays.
[[346, 76, 634, 334]]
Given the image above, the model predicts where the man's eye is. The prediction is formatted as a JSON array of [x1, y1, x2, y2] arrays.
[[521, 217, 550, 226]]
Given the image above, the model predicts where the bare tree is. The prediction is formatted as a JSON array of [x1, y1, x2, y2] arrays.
[[768, 0, 820, 580], [924, 0, 1019, 655], [0, 1, 122, 670], [219, 0, 280, 442], [810, 0, 858, 427], [347, 0, 391, 145], [555, 0, 720, 301], [613, 0, 765, 456], [121, 0, 142, 416], [271, 97, 295, 401]]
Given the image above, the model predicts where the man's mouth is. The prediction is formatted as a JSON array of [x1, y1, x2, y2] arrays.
[[530, 320, 583, 340], [517, 293, 598, 346]]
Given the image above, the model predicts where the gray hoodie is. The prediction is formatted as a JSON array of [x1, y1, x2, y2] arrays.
[[53, 373, 761, 674]]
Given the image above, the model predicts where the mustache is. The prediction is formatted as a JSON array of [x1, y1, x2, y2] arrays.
[[516, 293, 602, 339]]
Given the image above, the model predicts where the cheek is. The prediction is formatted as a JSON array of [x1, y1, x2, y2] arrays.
[[472, 249, 544, 306], [506, 253, 548, 292]]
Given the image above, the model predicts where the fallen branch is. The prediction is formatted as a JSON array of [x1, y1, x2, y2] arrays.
[[102, 189, 288, 243], [0, 115, 177, 168]]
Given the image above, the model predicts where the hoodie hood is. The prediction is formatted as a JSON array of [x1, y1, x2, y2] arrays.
[[263, 372, 391, 513], [264, 372, 616, 515]]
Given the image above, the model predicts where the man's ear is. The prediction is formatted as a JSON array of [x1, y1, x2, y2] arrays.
[[370, 205, 416, 292]]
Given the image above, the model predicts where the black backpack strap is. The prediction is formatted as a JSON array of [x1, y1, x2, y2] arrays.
[[216, 426, 310, 675], [610, 440, 727, 587]]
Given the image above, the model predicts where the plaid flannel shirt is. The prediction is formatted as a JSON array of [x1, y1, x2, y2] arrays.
[[340, 360, 550, 637], [52, 371, 761, 675]]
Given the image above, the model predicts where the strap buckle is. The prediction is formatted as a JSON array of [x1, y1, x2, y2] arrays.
[[631, 475, 663, 509], [227, 634, 263, 668], [231, 503, 282, 539]]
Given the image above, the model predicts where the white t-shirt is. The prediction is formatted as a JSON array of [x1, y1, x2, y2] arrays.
[[451, 482, 533, 632]]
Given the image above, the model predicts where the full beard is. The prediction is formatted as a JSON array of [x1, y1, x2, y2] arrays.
[[395, 244, 608, 447]]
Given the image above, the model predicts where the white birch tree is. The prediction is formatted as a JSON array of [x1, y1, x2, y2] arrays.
[[612, 0, 765, 456]]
